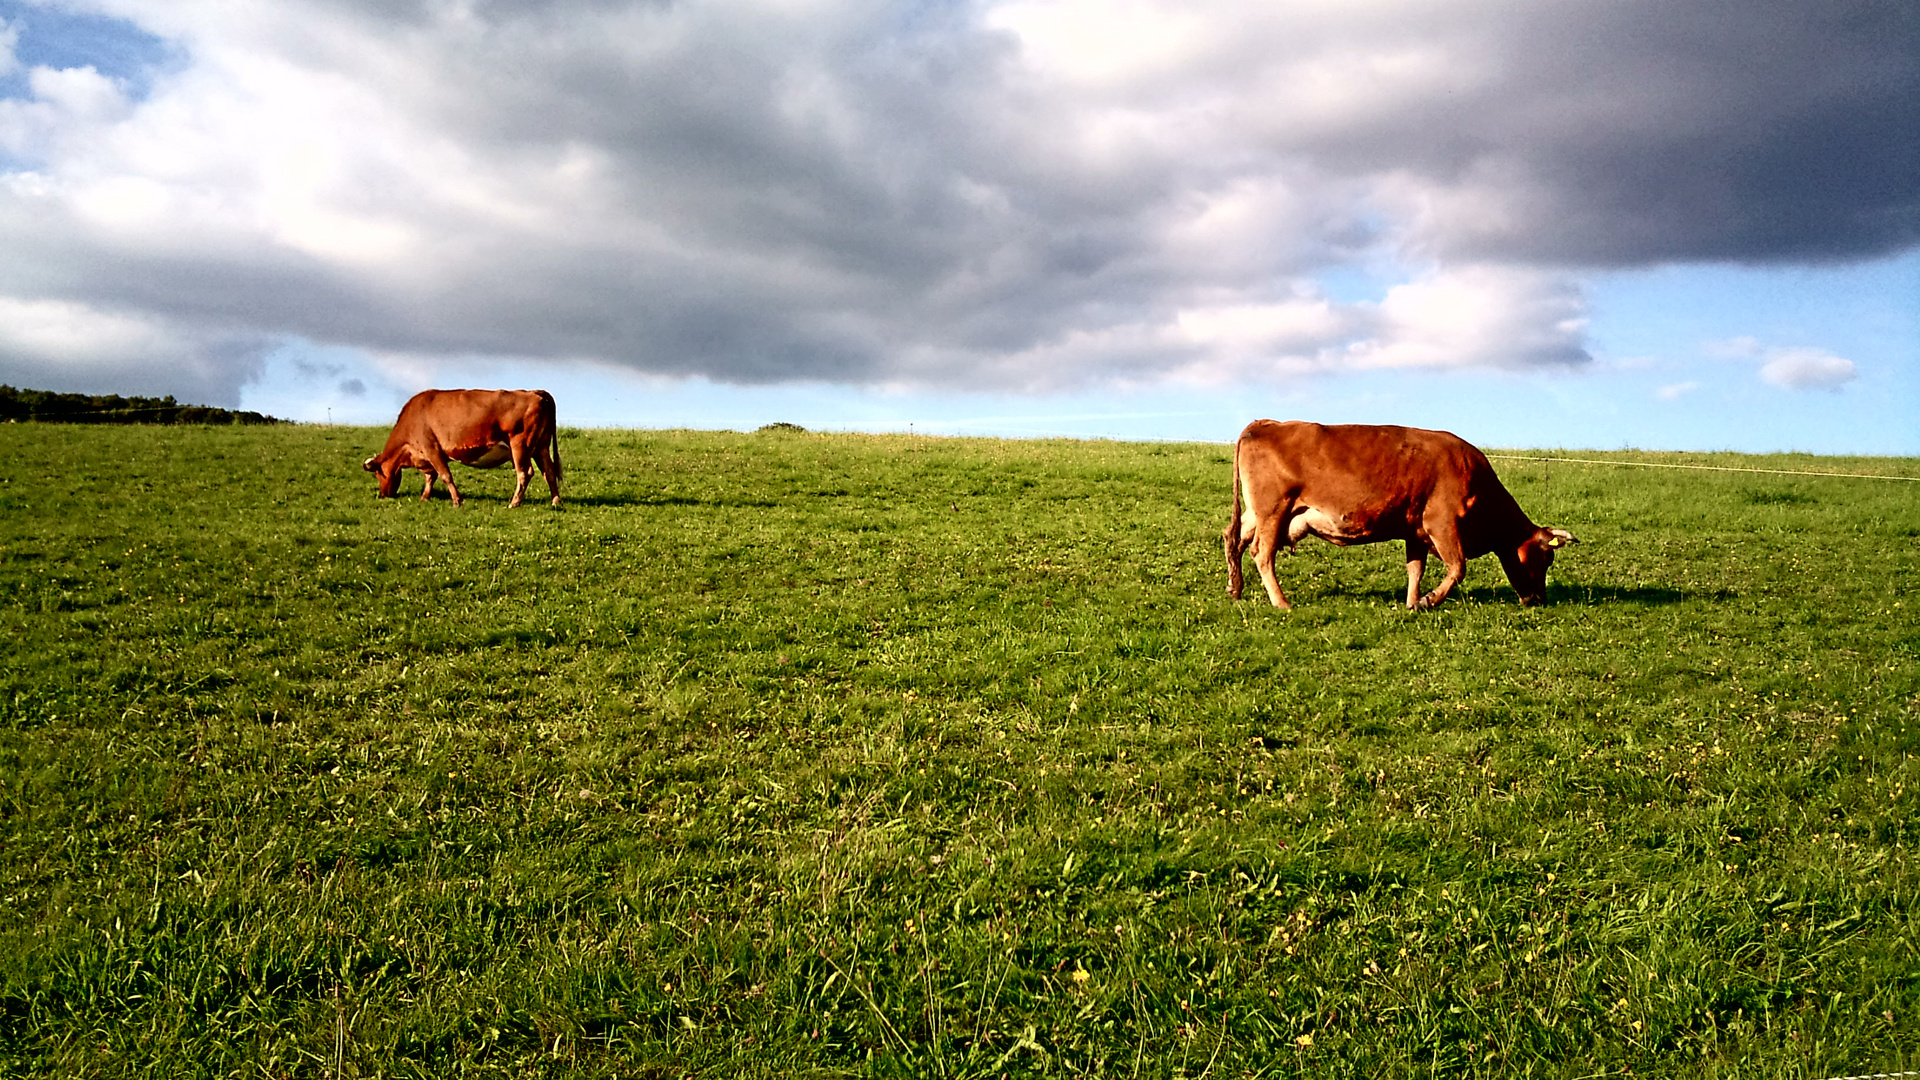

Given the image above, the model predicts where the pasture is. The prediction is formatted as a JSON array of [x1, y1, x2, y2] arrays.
[[1, 423, 1916, 1078]]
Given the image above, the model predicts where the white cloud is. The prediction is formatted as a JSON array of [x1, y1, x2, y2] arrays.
[[1758, 347, 1857, 391], [1655, 380, 1698, 401], [28, 64, 131, 120], [0, 0, 1910, 402], [985, 0, 1215, 87], [0, 293, 265, 401], [0, 295, 184, 365], [1707, 337, 1859, 391], [1346, 264, 1590, 370], [1705, 336, 1762, 359], [0, 20, 18, 80], [1175, 295, 1348, 355]]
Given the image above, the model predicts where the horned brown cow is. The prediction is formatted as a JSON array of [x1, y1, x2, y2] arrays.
[[363, 389, 562, 508], [1224, 420, 1576, 610]]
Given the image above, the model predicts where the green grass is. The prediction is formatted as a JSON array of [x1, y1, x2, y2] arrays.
[[2, 423, 1917, 1078]]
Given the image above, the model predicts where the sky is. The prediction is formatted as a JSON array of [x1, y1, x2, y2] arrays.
[[0, 0, 1914, 453]]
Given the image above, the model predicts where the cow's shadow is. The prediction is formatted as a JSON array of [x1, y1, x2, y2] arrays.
[[1557, 583, 1727, 606], [406, 491, 569, 507], [1338, 582, 1710, 608], [566, 493, 782, 509], [563, 493, 654, 508], [406, 489, 787, 508], [410, 490, 759, 509]]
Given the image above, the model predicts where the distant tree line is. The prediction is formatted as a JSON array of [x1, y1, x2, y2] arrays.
[[0, 385, 285, 425]]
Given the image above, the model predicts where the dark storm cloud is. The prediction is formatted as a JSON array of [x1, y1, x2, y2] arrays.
[[1334, 0, 1920, 264], [0, 0, 1911, 396]]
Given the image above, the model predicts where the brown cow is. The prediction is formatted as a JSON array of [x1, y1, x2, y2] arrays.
[[363, 389, 562, 508], [1224, 420, 1576, 609]]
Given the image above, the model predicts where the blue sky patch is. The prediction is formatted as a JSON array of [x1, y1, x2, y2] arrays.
[[0, 0, 176, 102]]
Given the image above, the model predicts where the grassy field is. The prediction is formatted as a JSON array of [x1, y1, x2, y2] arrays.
[[2, 422, 1916, 1078]]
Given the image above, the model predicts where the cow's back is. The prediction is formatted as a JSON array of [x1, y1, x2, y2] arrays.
[[1237, 420, 1475, 521], [405, 390, 548, 451]]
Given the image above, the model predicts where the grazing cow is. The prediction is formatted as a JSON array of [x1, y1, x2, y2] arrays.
[[363, 389, 562, 508], [1224, 420, 1576, 609]]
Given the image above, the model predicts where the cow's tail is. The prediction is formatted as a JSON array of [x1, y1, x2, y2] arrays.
[[1224, 434, 1245, 600], [541, 390, 564, 501]]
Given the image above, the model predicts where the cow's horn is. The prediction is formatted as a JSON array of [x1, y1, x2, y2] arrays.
[[1545, 528, 1578, 547], [363, 457, 377, 471]]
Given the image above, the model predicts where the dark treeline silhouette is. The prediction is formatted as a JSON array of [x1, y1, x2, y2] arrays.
[[0, 385, 285, 425]]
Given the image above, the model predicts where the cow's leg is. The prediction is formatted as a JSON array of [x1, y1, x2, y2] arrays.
[[1252, 509, 1291, 609], [506, 438, 531, 509], [1417, 521, 1466, 609], [424, 452, 461, 507], [1404, 539, 1429, 610], [418, 468, 435, 502]]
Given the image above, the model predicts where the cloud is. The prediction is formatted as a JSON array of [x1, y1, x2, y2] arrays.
[[1758, 347, 1857, 391], [0, 294, 174, 362], [1707, 337, 1860, 391], [0, 293, 266, 401], [0, 19, 17, 80], [0, 0, 1911, 400], [1655, 381, 1698, 401], [1345, 264, 1589, 371], [1704, 336, 1764, 360]]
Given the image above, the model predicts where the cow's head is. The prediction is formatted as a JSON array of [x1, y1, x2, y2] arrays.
[[1501, 527, 1578, 605], [364, 455, 403, 498]]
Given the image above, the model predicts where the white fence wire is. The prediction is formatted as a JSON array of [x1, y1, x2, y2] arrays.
[[1486, 453, 1920, 482]]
